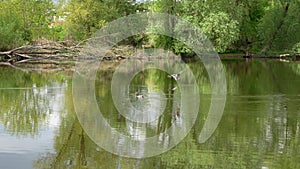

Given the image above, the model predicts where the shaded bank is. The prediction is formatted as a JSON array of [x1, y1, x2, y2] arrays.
[[1, 44, 299, 72]]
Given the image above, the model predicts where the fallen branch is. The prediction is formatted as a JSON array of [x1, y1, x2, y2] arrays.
[[0, 40, 131, 72], [0, 44, 78, 64], [279, 53, 300, 57], [0, 62, 29, 72]]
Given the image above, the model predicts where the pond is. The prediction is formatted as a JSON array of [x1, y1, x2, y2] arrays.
[[0, 59, 299, 169]]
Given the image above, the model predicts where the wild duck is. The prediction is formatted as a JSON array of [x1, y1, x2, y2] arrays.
[[168, 71, 182, 81], [135, 92, 144, 99], [171, 86, 177, 91]]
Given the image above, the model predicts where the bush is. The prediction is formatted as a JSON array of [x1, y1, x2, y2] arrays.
[[0, 12, 24, 51], [49, 25, 66, 41], [291, 42, 300, 53]]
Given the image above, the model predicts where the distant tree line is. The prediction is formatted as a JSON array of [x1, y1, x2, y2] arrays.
[[0, 0, 299, 55]]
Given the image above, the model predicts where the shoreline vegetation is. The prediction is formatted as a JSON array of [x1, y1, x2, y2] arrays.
[[0, 40, 299, 72], [0, 0, 299, 71]]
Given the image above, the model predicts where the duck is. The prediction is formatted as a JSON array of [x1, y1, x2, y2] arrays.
[[173, 107, 181, 120], [171, 86, 177, 91], [135, 92, 144, 99], [168, 71, 182, 81]]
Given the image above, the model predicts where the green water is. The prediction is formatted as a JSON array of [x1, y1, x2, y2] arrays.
[[0, 59, 299, 169]]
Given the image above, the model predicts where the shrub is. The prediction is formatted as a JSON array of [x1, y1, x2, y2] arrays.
[[0, 12, 24, 51]]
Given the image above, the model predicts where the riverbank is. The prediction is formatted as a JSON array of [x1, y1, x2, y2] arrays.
[[1, 43, 299, 72]]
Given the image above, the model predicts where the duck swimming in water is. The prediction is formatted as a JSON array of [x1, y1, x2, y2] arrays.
[[168, 71, 182, 81], [135, 92, 144, 99], [171, 86, 177, 91]]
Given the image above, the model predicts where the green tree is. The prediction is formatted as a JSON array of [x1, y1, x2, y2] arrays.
[[147, 0, 178, 50], [14, 0, 54, 40], [258, 0, 300, 54], [0, 0, 54, 50], [64, 0, 137, 41], [199, 11, 239, 53], [172, 0, 239, 54], [146, 0, 240, 54], [232, 0, 269, 53], [0, 2, 24, 50]]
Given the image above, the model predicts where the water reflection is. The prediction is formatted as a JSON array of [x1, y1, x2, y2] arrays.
[[0, 59, 299, 168], [0, 68, 68, 169], [0, 68, 67, 136]]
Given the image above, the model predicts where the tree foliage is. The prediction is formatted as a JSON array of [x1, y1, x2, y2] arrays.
[[148, 0, 239, 53], [152, 0, 299, 54], [0, 0, 54, 50], [0, 0, 299, 55], [0, 3, 24, 50], [258, 0, 300, 54], [64, 0, 137, 40], [199, 11, 239, 53]]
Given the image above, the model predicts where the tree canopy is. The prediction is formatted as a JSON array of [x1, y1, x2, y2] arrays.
[[0, 0, 299, 55]]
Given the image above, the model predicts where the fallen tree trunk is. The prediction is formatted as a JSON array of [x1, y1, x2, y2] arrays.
[[0, 45, 78, 58], [0, 43, 131, 71], [0, 44, 80, 71]]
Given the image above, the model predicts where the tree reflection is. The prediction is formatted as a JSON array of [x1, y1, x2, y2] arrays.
[[34, 60, 300, 168], [0, 67, 66, 136]]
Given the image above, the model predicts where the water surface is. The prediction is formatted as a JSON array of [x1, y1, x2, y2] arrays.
[[0, 59, 299, 168]]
